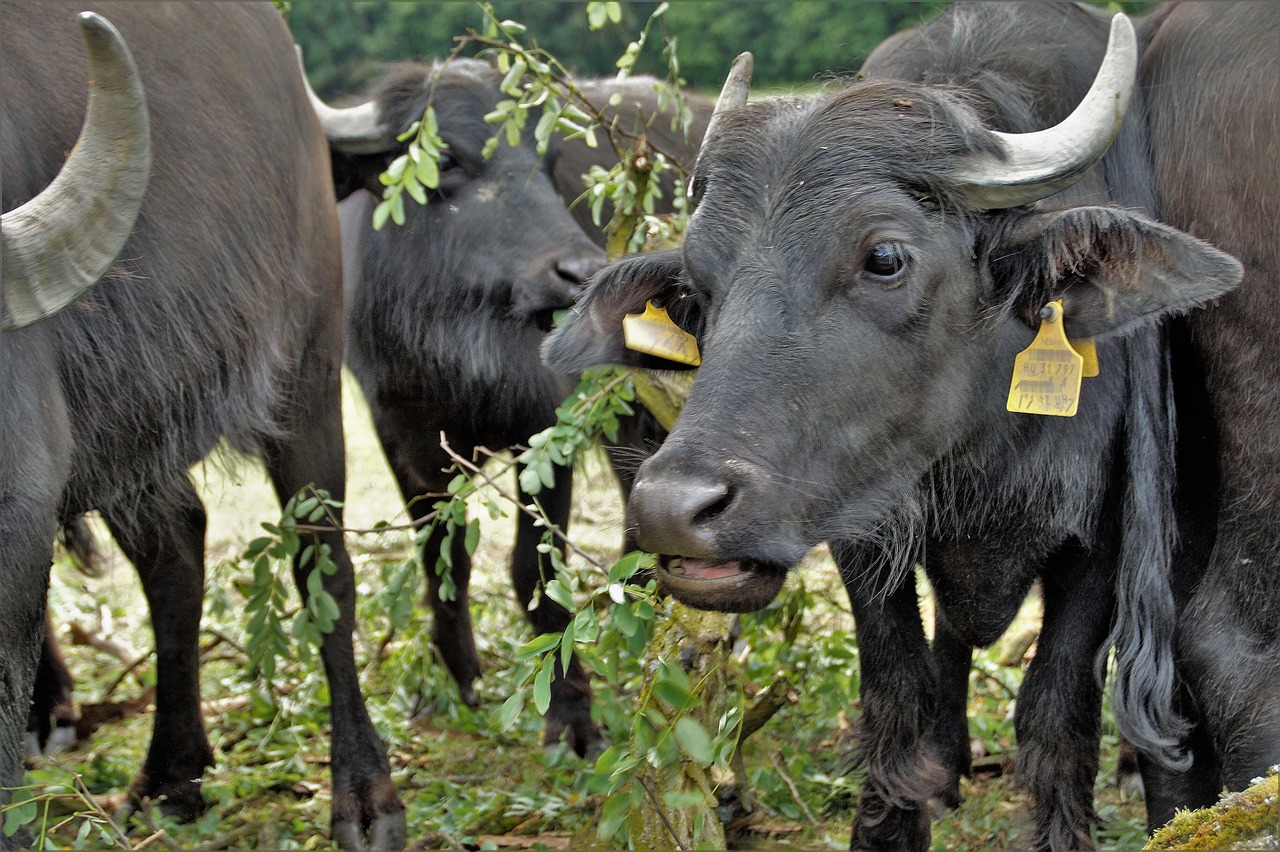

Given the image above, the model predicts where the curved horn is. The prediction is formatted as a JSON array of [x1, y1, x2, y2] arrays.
[[714, 52, 754, 116], [690, 52, 753, 199], [704, 52, 753, 143], [951, 13, 1137, 209], [2, 12, 151, 331], [295, 45, 396, 155]]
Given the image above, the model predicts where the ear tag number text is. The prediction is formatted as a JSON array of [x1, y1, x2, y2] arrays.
[[1007, 300, 1083, 417], [622, 300, 701, 366]]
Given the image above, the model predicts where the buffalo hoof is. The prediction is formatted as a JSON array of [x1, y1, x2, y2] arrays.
[[331, 778, 406, 851], [850, 795, 931, 852], [117, 773, 206, 827], [544, 712, 605, 759]]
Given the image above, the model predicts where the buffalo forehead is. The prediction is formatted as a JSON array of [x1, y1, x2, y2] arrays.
[[698, 81, 995, 216]]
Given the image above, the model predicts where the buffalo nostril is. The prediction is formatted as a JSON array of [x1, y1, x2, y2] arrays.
[[693, 483, 734, 526], [556, 255, 605, 290], [630, 476, 736, 557]]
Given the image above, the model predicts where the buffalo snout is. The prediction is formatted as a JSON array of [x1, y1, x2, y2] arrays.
[[628, 454, 792, 613]]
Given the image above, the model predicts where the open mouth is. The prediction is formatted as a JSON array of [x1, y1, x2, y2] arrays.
[[655, 555, 788, 613]]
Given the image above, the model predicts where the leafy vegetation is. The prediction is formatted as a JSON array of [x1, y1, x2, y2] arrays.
[[21, 442, 1152, 849]]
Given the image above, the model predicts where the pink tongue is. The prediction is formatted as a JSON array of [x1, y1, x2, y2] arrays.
[[671, 558, 745, 580]]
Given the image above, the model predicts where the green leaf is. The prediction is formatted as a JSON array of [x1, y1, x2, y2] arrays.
[[543, 578, 576, 612], [404, 176, 427, 205], [560, 618, 576, 673], [571, 606, 599, 644], [674, 717, 715, 764], [587, 2, 607, 30], [2, 788, 37, 837], [414, 153, 439, 189], [496, 692, 524, 731], [597, 790, 630, 840], [652, 678, 700, 711], [372, 199, 392, 231], [518, 464, 544, 496], [500, 59, 527, 96], [612, 602, 638, 637], [464, 518, 481, 556], [663, 789, 707, 808], [609, 550, 651, 583], [516, 631, 561, 660], [533, 657, 554, 715]]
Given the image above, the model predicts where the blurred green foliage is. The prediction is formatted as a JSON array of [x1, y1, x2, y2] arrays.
[[289, 0, 1162, 99]]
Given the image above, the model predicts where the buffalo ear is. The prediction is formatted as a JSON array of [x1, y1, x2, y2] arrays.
[[991, 206, 1243, 339], [541, 248, 696, 373], [330, 150, 394, 202]]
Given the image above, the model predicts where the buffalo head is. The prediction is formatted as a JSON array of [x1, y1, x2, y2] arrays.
[[544, 15, 1243, 613]]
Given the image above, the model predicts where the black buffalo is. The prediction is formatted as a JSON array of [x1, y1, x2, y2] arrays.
[[4, 10, 150, 801], [2, 4, 403, 848], [303, 59, 708, 755], [545, 2, 1274, 849]]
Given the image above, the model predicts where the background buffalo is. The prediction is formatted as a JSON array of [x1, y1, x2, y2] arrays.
[[3, 4, 403, 848], [307, 58, 709, 756]]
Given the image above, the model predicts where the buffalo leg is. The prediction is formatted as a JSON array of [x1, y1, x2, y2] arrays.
[[263, 371, 404, 851], [512, 460, 601, 756], [100, 484, 213, 822], [929, 620, 973, 812], [1178, 527, 1280, 794], [1012, 545, 1112, 852], [0, 498, 59, 842], [836, 542, 944, 852], [1136, 702, 1220, 831], [28, 614, 78, 754], [374, 423, 485, 708]]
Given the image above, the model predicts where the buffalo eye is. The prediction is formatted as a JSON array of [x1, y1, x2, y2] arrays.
[[864, 242, 908, 281]]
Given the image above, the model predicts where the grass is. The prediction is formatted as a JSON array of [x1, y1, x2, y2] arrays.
[[22, 372, 1150, 850]]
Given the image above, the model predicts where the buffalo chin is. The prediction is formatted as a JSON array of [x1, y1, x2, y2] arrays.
[[656, 556, 788, 613]]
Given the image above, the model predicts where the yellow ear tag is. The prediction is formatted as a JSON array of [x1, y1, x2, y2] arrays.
[[622, 301, 701, 366], [1071, 337, 1099, 378], [1007, 299, 1083, 417]]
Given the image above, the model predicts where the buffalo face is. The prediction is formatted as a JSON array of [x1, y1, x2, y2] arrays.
[[545, 78, 1240, 614], [318, 59, 606, 425]]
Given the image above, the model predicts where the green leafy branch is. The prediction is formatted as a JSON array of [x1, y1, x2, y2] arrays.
[[373, 1, 698, 254], [240, 486, 344, 681], [2, 775, 132, 849]]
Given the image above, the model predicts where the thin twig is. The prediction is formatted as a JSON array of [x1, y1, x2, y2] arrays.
[[100, 650, 154, 700], [437, 436, 609, 573], [638, 776, 691, 852], [770, 752, 820, 827]]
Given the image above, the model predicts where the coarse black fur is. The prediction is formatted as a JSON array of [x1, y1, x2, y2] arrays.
[[2, 4, 404, 848], [543, 3, 1264, 849], [330, 57, 709, 755]]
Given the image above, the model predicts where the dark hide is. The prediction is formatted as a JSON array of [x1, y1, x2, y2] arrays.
[[332, 59, 708, 755], [1141, 0, 1280, 811], [27, 616, 76, 756], [2, 4, 404, 847], [543, 3, 1254, 849]]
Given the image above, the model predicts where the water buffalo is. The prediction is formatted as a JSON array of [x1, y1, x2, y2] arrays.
[[544, 2, 1274, 848], [2, 4, 403, 848], [4, 9, 150, 804], [304, 59, 708, 755]]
